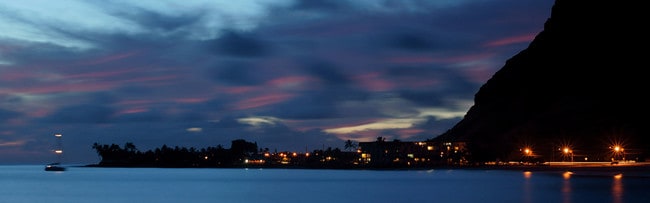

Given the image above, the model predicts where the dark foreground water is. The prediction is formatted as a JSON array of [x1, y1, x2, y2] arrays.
[[1, 165, 649, 203]]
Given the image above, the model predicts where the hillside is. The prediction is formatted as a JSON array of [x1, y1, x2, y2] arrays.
[[433, 0, 649, 162]]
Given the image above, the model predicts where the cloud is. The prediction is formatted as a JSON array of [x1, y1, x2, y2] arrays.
[[0, 108, 21, 122], [0, 0, 556, 163], [208, 31, 270, 58], [208, 60, 265, 86], [388, 32, 438, 52], [324, 118, 419, 134], [40, 104, 115, 124], [237, 116, 281, 127]]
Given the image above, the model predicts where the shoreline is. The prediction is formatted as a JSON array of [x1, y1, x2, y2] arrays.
[[78, 162, 650, 173]]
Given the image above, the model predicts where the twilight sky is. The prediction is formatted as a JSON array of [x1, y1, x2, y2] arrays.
[[0, 0, 554, 164]]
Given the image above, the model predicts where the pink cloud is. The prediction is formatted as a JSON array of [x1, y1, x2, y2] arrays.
[[267, 76, 313, 88], [333, 130, 384, 142], [174, 97, 209, 104], [321, 118, 382, 131], [116, 108, 149, 115], [483, 33, 536, 47], [233, 93, 294, 110], [354, 72, 394, 91], [118, 100, 156, 105], [0, 140, 25, 147], [460, 64, 494, 83], [27, 109, 50, 118], [122, 75, 178, 83], [396, 128, 424, 138], [222, 86, 257, 94]]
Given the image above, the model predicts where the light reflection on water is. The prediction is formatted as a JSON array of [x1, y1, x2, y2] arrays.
[[612, 173, 623, 203], [524, 170, 647, 203], [1, 165, 648, 203], [562, 171, 572, 203]]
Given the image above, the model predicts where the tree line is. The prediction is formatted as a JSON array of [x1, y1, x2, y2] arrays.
[[90, 139, 359, 168]]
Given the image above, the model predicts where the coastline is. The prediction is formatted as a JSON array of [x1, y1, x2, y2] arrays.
[[79, 162, 650, 175]]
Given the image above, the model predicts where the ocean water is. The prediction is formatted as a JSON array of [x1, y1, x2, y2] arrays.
[[1, 165, 649, 203]]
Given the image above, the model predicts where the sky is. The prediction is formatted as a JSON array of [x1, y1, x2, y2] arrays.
[[0, 0, 554, 164]]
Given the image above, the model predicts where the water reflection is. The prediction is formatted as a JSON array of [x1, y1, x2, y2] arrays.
[[612, 173, 623, 203], [562, 171, 572, 203], [523, 171, 532, 203]]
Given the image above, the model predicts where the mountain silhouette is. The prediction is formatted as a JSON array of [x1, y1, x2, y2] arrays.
[[433, 0, 649, 162]]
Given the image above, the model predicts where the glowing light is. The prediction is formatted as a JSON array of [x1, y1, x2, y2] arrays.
[[614, 174, 623, 179], [523, 171, 532, 179], [54, 150, 63, 154], [562, 171, 573, 180], [186, 127, 202, 132], [54, 133, 62, 137], [523, 148, 532, 155]]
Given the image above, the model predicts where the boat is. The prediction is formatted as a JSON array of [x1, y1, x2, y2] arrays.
[[44, 133, 66, 172], [45, 163, 66, 171]]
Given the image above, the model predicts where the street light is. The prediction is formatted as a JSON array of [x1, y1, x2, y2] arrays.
[[611, 145, 624, 161], [522, 148, 533, 158], [562, 147, 573, 162]]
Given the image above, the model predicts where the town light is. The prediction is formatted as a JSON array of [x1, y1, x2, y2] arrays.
[[561, 147, 573, 162], [610, 145, 625, 161]]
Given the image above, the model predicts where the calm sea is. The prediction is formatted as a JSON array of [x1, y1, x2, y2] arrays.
[[1, 165, 648, 203]]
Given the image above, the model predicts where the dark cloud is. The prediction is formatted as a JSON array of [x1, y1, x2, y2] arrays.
[[208, 60, 264, 86], [210, 116, 248, 129], [114, 8, 203, 34], [0, 108, 20, 122], [208, 31, 270, 58], [302, 60, 350, 85], [41, 104, 115, 124], [263, 93, 340, 119], [398, 90, 446, 107], [292, 0, 347, 11], [388, 32, 437, 52], [114, 110, 164, 123], [385, 66, 478, 106], [412, 116, 463, 139]]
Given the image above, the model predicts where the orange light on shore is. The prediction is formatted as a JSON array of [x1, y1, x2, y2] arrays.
[[524, 148, 532, 155]]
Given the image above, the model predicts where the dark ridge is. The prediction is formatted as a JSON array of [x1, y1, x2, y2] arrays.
[[432, 0, 649, 162]]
